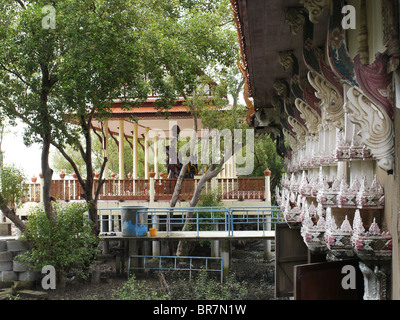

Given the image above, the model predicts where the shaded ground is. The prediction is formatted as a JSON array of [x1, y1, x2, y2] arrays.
[[32, 240, 278, 300]]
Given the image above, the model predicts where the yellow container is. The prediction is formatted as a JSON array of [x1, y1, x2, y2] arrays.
[[149, 228, 157, 237]]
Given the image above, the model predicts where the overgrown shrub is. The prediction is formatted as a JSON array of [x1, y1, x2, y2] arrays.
[[16, 202, 100, 281], [112, 271, 248, 300], [112, 274, 170, 300], [170, 271, 249, 300], [197, 189, 223, 208]]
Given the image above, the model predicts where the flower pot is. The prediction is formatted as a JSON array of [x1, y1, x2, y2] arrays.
[[31, 175, 37, 183], [60, 171, 65, 179], [149, 228, 157, 237], [264, 168, 271, 176], [72, 173, 77, 179], [127, 172, 132, 179], [149, 171, 156, 178]]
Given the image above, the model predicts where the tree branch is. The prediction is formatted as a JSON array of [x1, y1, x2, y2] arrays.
[[0, 62, 30, 86], [0, 194, 27, 232], [51, 140, 86, 191]]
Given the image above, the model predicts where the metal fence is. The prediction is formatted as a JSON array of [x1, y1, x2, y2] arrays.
[[97, 206, 282, 237], [128, 255, 224, 283]]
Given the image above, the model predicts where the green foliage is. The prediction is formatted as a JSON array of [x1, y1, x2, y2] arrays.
[[112, 271, 248, 300], [112, 274, 170, 300], [250, 133, 284, 202], [0, 164, 27, 210], [16, 202, 100, 278], [197, 189, 223, 207], [167, 271, 248, 300]]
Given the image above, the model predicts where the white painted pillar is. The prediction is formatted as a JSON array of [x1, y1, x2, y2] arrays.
[[152, 215, 160, 256], [149, 177, 155, 203], [132, 123, 138, 179], [221, 240, 230, 279], [118, 119, 125, 179], [103, 120, 109, 179], [154, 133, 159, 179], [144, 127, 150, 179], [265, 174, 271, 204]]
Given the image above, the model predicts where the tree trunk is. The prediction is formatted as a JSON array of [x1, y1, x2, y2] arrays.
[[0, 194, 27, 232], [169, 162, 190, 207], [41, 135, 55, 221], [175, 164, 224, 256]]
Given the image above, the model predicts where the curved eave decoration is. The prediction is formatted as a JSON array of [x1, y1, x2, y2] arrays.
[[345, 87, 395, 172], [231, 0, 256, 126], [308, 71, 345, 130], [354, 53, 394, 119]]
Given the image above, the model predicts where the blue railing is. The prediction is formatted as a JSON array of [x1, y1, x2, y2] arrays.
[[128, 255, 224, 283], [97, 206, 282, 237]]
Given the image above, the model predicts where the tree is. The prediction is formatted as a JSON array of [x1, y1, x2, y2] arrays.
[[0, 0, 166, 233], [0, 0, 237, 236]]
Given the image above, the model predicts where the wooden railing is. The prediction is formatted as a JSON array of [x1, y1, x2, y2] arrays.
[[23, 177, 266, 203]]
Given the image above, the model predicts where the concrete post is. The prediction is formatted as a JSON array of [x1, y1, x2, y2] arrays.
[[264, 168, 271, 204], [221, 240, 230, 279], [118, 119, 125, 179], [211, 224, 220, 257], [149, 177, 155, 203], [154, 134, 159, 179], [152, 215, 160, 257], [133, 123, 138, 179], [264, 214, 272, 260], [103, 120, 109, 179], [144, 127, 150, 179]]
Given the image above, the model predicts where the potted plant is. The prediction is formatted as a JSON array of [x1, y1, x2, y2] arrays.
[[149, 171, 156, 178], [60, 171, 66, 179], [31, 175, 37, 183]]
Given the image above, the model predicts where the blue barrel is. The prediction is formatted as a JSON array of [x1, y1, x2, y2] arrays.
[[121, 206, 148, 237]]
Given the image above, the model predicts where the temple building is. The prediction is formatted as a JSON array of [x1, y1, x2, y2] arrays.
[[231, 0, 400, 299]]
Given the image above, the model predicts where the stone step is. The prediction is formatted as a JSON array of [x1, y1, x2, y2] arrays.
[[0, 223, 12, 237]]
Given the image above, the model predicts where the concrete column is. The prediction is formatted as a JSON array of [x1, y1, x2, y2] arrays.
[[154, 133, 159, 179], [221, 240, 231, 279], [211, 224, 220, 258], [149, 177, 155, 203], [265, 174, 271, 204], [263, 215, 272, 260], [152, 215, 160, 257], [118, 119, 125, 179], [103, 120, 109, 179], [132, 123, 138, 179], [128, 240, 145, 274], [144, 127, 149, 179]]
